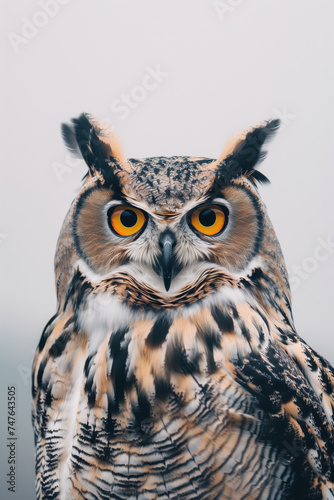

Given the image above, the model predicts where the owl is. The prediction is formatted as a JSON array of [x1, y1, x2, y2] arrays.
[[32, 113, 334, 500]]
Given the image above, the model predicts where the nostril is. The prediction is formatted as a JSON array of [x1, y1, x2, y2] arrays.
[[159, 231, 176, 248], [160, 240, 176, 249]]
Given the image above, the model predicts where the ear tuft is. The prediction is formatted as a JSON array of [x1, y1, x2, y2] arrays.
[[213, 118, 280, 189], [60, 113, 129, 191]]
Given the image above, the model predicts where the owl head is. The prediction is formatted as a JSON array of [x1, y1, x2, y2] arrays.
[[55, 114, 289, 313]]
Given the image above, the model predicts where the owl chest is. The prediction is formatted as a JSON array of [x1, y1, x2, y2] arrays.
[[75, 290, 270, 428], [64, 349, 292, 500], [40, 293, 294, 499]]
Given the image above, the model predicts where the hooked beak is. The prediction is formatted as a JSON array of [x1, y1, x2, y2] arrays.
[[159, 232, 176, 291]]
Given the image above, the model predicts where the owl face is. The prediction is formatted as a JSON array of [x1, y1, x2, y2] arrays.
[[58, 114, 287, 305]]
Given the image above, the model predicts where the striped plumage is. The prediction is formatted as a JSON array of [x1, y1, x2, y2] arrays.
[[32, 114, 334, 499]]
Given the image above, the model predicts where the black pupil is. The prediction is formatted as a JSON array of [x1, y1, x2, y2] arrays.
[[199, 208, 216, 227], [120, 210, 137, 227]]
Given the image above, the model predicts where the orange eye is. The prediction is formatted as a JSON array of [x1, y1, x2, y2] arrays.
[[109, 206, 146, 237], [190, 205, 227, 236]]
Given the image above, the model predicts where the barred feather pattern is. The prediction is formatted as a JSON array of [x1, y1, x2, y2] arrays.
[[32, 265, 334, 500]]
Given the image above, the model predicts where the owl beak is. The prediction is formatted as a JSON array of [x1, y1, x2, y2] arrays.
[[159, 232, 176, 292]]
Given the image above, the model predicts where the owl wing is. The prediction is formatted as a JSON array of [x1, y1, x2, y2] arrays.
[[280, 332, 334, 423], [232, 333, 334, 499], [32, 309, 87, 500]]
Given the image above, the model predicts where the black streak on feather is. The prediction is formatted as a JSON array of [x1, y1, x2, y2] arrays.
[[37, 360, 47, 389], [134, 392, 151, 422], [84, 376, 96, 408], [154, 377, 172, 401], [146, 314, 172, 347], [49, 330, 72, 358], [211, 305, 234, 333], [166, 339, 201, 375], [109, 328, 129, 409], [38, 312, 59, 352], [44, 386, 53, 408]]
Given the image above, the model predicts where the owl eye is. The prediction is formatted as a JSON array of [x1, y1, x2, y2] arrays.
[[108, 205, 147, 237], [190, 204, 228, 236]]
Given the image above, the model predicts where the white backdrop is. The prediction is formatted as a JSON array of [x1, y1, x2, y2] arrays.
[[1, 1, 334, 498]]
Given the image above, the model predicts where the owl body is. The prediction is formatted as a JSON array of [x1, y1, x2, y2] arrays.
[[32, 115, 334, 500]]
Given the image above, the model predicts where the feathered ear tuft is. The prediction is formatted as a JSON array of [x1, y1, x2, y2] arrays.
[[61, 122, 82, 160], [61, 113, 129, 191], [212, 119, 280, 190]]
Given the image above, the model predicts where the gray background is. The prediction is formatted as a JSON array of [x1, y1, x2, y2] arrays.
[[1, 1, 333, 498]]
